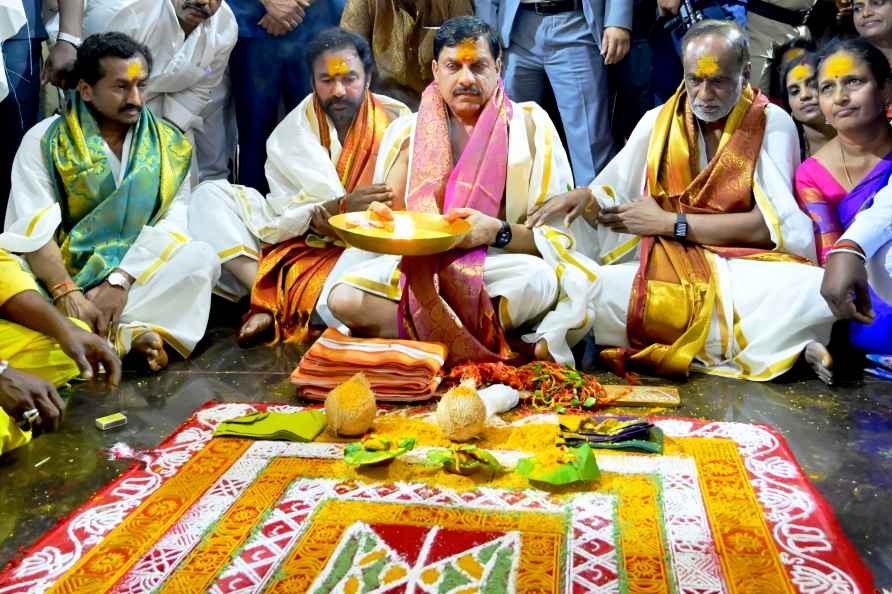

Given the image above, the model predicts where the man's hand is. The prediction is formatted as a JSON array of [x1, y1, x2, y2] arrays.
[[56, 325, 122, 389], [258, 14, 294, 36], [658, 0, 682, 14], [445, 208, 502, 250], [85, 282, 129, 339], [598, 196, 675, 236], [310, 204, 338, 237], [260, 0, 307, 29], [526, 188, 598, 229], [0, 367, 65, 434], [43, 41, 79, 88], [601, 27, 631, 65], [341, 184, 395, 212], [821, 251, 874, 324], [56, 291, 103, 332]]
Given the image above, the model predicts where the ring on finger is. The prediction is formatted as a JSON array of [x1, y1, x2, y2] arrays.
[[18, 408, 40, 430]]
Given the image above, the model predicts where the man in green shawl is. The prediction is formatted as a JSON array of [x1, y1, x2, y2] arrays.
[[1, 32, 220, 371]]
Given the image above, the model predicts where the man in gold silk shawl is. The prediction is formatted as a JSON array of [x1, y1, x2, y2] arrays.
[[324, 17, 596, 366], [528, 20, 835, 381], [1, 33, 220, 372], [188, 28, 410, 345]]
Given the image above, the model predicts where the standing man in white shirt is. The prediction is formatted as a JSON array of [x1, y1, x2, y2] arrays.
[[81, 0, 238, 181]]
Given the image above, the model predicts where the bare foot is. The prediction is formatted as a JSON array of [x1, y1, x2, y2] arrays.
[[238, 313, 274, 347], [804, 341, 833, 386], [534, 339, 555, 362], [132, 331, 169, 372]]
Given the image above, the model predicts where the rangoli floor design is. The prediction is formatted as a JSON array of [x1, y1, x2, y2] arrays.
[[0, 402, 876, 594]]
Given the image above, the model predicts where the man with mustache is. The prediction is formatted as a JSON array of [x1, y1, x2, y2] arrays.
[[1, 32, 221, 372], [526, 19, 836, 381], [189, 28, 410, 345], [79, 0, 238, 181], [323, 16, 596, 366]]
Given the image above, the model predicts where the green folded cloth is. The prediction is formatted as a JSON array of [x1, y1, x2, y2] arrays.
[[213, 410, 327, 442]]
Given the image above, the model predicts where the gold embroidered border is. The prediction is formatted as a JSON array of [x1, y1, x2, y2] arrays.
[[47, 438, 252, 594], [680, 438, 796, 594], [601, 472, 672, 594], [160, 457, 308, 594], [267, 497, 565, 593]]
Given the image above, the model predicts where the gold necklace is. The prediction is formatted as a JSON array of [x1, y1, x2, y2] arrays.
[[839, 142, 855, 188]]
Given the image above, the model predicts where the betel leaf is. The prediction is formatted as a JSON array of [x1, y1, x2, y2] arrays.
[[427, 445, 504, 475], [516, 443, 600, 486], [343, 437, 416, 466]]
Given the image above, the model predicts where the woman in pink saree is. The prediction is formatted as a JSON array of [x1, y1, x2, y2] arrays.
[[795, 39, 892, 378]]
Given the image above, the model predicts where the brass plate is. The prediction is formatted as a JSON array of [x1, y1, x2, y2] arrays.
[[604, 385, 681, 407], [329, 211, 471, 256]]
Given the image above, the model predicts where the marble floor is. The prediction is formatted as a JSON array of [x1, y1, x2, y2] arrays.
[[0, 316, 890, 588]]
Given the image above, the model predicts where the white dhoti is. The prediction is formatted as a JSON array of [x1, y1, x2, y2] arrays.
[[317, 250, 560, 336], [587, 256, 833, 380]]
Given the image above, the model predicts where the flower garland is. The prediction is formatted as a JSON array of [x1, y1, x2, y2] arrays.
[[446, 361, 616, 412]]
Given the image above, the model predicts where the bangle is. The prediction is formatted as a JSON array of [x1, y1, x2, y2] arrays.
[[50, 279, 80, 301], [832, 239, 865, 255], [338, 197, 347, 214], [826, 248, 866, 261], [52, 287, 82, 304]]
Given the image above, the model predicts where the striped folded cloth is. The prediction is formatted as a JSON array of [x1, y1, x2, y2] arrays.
[[291, 329, 448, 402]]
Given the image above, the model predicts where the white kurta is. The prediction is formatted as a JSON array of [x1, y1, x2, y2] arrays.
[[840, 181, 892, 303], [82, 0, 238, 181], [188, 92, 411, 302], [0, 0, 26, 102], [0, 115, 221, 358], [319, 101, 601, 365], [576, 103, 834, 380]]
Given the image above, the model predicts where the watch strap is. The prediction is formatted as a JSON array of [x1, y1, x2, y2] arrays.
[[674, 212, 688, 239], [491, 220, 512, 249], [57, 32, 82, 48]]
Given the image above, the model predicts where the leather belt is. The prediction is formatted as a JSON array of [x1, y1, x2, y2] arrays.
[[519, 0, 579, 16], [746, 0, 813, 26]]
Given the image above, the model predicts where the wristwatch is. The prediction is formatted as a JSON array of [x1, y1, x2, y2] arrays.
[[491, 220, 512, 249], [107, 271, 132, 291], [673, 213, 688, 239], [56, 32, 82, 48]]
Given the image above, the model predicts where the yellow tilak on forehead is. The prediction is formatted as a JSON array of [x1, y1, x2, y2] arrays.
[[456, 38, 478, 63], [790, 63, 812, 83], [783, 47, 805, 63], [824, 53, 856, 79], [326, 57, 350, 78], [126, 61, 144, 80], [694, 54, 720, 78]]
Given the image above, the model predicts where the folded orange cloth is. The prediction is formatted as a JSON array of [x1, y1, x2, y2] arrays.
[[291, 329, 448, 402]]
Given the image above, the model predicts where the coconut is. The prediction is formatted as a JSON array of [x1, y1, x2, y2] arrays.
[[436, 379, 487, 441], [325, 373, 377, 437]]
